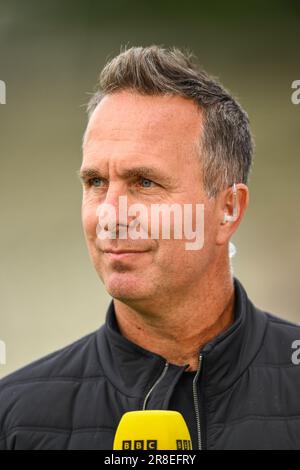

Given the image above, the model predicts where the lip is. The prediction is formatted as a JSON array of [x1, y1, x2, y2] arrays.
[[103, 249, 150, 260]]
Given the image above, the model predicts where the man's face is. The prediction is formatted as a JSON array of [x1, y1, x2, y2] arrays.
[[81, 91, 220, 304]]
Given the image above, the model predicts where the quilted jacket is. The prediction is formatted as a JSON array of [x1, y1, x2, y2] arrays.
[[0, 277, 300, 449]]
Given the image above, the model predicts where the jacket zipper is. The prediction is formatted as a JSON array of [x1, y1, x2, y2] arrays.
[[143, 361, 169, 410], [192, 352, 203, 450]]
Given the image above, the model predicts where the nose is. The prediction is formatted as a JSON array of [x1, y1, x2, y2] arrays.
[[97, 183, 135, 235], [103, 183, 124, 211]]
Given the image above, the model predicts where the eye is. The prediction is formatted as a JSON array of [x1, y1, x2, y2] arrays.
[[139, 177, 155, 188], [89, 177, 104, 187]]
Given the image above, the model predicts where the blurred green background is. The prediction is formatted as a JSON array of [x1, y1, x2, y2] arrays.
[[0, 0, 299, 377]]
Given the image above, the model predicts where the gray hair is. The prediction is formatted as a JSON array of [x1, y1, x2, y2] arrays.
[[86, 45, 254, 198]]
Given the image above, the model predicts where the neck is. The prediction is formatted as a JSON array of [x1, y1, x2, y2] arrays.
[[113, 265, 235, 372]]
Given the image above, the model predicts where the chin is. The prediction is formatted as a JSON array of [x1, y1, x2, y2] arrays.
[[103, 272, 149, 301]]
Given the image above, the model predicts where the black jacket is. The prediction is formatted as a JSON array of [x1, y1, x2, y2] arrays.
[[0, 277, 300, 450]]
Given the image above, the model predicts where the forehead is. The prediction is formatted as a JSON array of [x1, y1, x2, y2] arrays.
[[83, 91, 203, 159]]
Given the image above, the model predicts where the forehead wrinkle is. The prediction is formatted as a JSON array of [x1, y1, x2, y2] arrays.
[[85, 117, 199, 146], [82, 136, 189, 169]]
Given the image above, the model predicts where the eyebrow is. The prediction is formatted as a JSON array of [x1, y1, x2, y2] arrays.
[[77, 166, 175, 185], [77, 168, 101, 180]]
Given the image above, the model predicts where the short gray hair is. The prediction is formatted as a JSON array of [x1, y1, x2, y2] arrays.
[[87, 45, 254, 198]]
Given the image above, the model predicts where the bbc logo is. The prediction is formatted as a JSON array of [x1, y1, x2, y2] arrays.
[[176, 440, 192, 450], [122, 440, 157, 450]]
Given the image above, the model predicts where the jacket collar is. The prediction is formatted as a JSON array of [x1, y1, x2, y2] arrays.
[[200, 277, 268, 397], [96, 277, 268, 399]]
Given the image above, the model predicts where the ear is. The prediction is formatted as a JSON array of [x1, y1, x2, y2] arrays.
[[216, 183, 250, 246]]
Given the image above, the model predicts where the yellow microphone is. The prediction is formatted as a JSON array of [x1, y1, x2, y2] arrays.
[[113, 410, 192, 450]]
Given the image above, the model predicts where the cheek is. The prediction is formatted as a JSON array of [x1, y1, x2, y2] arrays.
[[153, 241, 206, 287], [203, 206, 218, 244], [156, 239, 194, 268]]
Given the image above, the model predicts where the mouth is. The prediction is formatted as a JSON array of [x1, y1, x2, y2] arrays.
[[103, 249, 151, 260]]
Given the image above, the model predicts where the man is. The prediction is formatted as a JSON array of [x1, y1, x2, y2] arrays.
[[0, 46, 299, 450]]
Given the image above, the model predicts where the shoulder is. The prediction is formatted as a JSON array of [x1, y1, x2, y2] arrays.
[[0, 329, 101, 387], [0, 328, 104, 444], [255, 307, 300, 367]]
